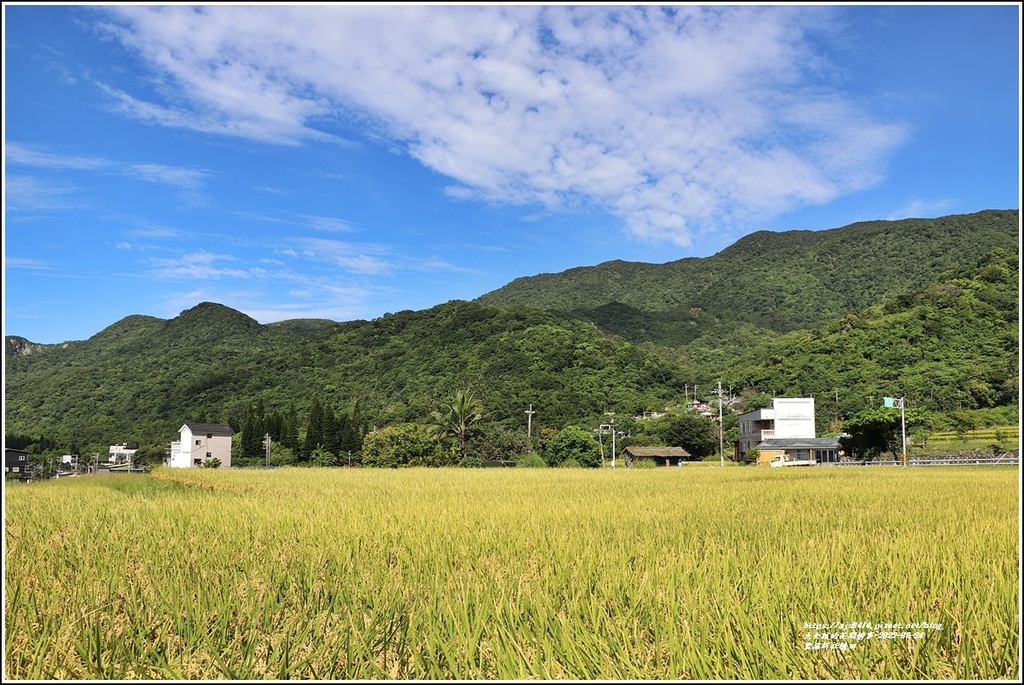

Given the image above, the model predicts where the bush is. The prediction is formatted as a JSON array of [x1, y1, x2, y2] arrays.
[[361, 423, 442, 468], [311, 446, 338, 467], [558, 458, 583, 468], [544, 426, 601, 468], [515, 453, 547, 468], [457, 456, 484, 468]]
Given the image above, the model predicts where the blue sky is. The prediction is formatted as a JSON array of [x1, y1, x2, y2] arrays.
[[4, 3, 1020, 344]]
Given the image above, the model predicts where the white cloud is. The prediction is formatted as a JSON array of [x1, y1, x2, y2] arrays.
[[886, 198, 958, 221], [127, 163, 208, 190], [294, 237, 394, 275], [97, 4, 907, 246], [295, 213, 355, 232], [4, 175, 83, 212], [148, 250, 252, 280], [6, 257, 60, 271], [5, 143, 111, 170], [6, 142, 212, 204]]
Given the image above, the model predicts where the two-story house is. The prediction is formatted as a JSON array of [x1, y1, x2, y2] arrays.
[[737, 397, 841, 465], [167, 423, 234, 468], [5, 448, 32, 480]]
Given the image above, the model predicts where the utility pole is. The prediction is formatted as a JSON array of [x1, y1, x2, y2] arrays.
[[525, 404, 536, 443], [899, 398, 907, 467], [717, 380, 725, 467], [263, 432, 272, 468], [605, 412, 616, 468], [612, 418, 616, 469]]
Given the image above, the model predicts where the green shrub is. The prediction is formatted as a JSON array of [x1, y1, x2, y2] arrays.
[[515, 453, 547, 468]]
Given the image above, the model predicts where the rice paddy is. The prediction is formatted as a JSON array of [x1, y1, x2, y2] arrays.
[[4, 465, 1019, 680]]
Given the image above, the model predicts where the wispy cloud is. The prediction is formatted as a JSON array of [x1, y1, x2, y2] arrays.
[[295, 213, 355, 232], [147, 250, 253, 280], [5, 257, 60, 272], [886, 198, 958, 221], [127, 163, 209, 191], [5, 175, 84, 212], [5, 143, 111, 170], [293, 237, 395, 275], [6, 142, 212, 204], [97, 5, 908, 247]]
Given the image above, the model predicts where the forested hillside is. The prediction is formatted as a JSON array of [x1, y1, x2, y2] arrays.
[[4, 302, 682, 450], [477, 210, 1019, 343], [5, 211, 1018, 460], [679, 248, 1019, 427]]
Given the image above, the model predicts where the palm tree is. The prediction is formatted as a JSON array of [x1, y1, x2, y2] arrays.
[[430, 390, 485, 461]]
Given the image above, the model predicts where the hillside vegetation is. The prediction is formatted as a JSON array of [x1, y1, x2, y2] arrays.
[[4, 210, 1019, 458], [477, 210, 1019, 345], [4, 303, 682, 450]]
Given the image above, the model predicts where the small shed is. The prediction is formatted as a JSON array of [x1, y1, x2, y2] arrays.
[[623, 446, 691, 467]]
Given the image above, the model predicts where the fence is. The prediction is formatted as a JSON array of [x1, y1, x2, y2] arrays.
[[833, 452, 1019, 467]]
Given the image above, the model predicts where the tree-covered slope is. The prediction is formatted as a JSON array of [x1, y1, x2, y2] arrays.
[[476, 209, 1020, 336], [5, 214, 1018, 456], [4, 301, 683, 449], [673, 247, 1019, 430]]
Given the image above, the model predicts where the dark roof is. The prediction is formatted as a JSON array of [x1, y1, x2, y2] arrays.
[[758, 438, 840, 449], [182, 423, 235, 436], [624, 446, 692, 458]]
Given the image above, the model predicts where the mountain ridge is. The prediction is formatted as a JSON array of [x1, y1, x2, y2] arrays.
[[475, 209, 1019, 336]]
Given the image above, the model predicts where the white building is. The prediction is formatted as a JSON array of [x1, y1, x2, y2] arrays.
[[108, 443, 138, 465], [736, 397, 816, 461], [167, 423, 234, 468]]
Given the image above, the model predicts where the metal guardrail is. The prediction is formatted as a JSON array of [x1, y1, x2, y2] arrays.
[[832, 452, 1019, 467]]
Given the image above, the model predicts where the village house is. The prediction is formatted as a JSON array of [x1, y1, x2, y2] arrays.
[[5, 448, 32, 480], [167, 423, 234, 468], [107, 443, 138, 466], [736, 397, 841, 466]]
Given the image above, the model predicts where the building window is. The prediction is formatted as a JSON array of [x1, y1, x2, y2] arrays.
[[206, 452, 212, 458], [207, 433, 213, 439], [194, 458, 202, 466], [196, 440, 201, 445]]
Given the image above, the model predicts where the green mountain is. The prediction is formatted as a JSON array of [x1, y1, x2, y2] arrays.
[[476, 209, 1019, 346], [4, 301, 683, 450], [5, 211, 1019, 456]]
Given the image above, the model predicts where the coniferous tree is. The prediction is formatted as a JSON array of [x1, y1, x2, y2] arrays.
[[303, 398, 327, 461], [280, 403, 301, 451]]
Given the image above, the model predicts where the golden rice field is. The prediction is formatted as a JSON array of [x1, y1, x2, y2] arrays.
[[4, 465, 1019, 680]]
